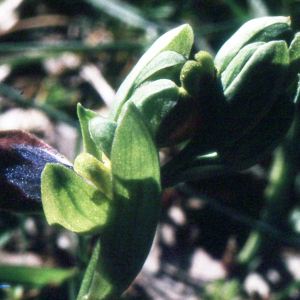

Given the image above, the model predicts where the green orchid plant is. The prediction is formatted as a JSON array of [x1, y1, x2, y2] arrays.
[[0, 16, 299, 299]]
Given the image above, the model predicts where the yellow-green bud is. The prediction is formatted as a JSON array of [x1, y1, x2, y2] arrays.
[[180, 51, 215, 98], [195, 51, 215, 77]]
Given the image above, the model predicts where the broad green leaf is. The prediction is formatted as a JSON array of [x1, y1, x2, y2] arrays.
[[221, 42, 265, 90], [109, 24, 193, 121], [89, 116, 117, 158], [0, 265, 76, 287], [133, 50, 186, 87], [77, 104, 103, 161], [74, 153, 113, 199], [41, 164, 111, 234], [88, 101, 162, 299], [130, 79, 179, 133], [225, 40, 288, 105], [223, 41, 289, 141], [215, 16, 290, 74]]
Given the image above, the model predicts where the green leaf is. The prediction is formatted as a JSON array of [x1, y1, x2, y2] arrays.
[[74, 153, 113, 199], [215, 16, 290, 74], [109, 24, 193, 121], [89, 116, 117, 158], [225, 41, 289, 102], [0, 265, 76, 287], [221, 42, 265, 90], [133, 50, 186, 87], [41, 164, 111, 234], [77, 104, 103, 161], [87, 101, 162, 299], [129, 79, 179, 133], [288, 32, 300, 84], [223, 41, 288, 140]]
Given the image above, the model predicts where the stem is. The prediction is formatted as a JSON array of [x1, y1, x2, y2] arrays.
[[161, 138, 216, 187], [161, 77, 231, 187], [77, 239, 101, 300], [76, 237, 122, 300]]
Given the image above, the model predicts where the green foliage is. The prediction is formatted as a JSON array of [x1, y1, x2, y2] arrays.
[[224, 41, 289, 137], [128, 79, 179, 133], [2, 1, 300, 299], [77, 104, 104, 161], [221, 42, 265, 90], [41, 164, 111, 234], [133, 50, 186, 87], [85, 101, 161, 299], [215, 16, 291, 73], [89, 116, 117, 159], [203, 279, 243, 300], [74, 153, 113, 199], [0, 265, 77, 288], [109, 24, 193, 121], [38, 15, 300, 299]]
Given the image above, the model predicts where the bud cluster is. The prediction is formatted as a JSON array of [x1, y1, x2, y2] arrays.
[[108, 17, 298, 169]]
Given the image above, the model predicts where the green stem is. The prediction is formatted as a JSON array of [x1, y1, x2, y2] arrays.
[[76, 237, 122, 300], [161, 138, 216, 187], [77, 239, 101, 300], [161, 77, 230, 187]]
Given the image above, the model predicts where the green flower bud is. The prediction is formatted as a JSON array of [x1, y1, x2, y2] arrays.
[[180, 51, 215, 98], [182, 17, 295, 161], [156, 51, 216, 147], [195, 51, 215, 75], [119, 49, 217, 147]]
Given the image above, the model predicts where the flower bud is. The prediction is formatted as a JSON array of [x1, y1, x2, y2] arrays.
[[180, 51, 215, 98], [156, 52, 216, 147], [180, 17, 295, 161]]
